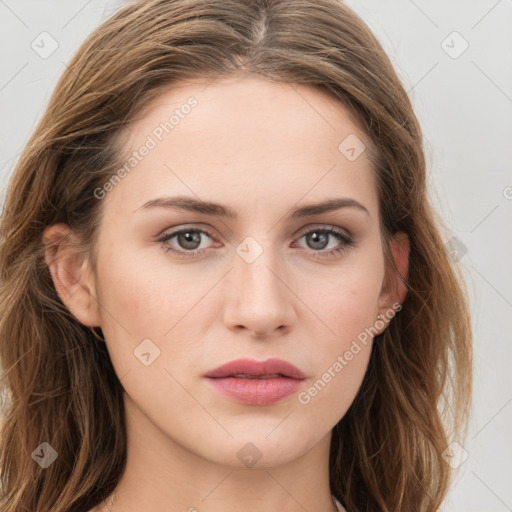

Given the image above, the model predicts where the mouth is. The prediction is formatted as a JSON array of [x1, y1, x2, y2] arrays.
[[230, 373, 285, 379], [204, 357, 307, 380], [204, 358, 306, 405]]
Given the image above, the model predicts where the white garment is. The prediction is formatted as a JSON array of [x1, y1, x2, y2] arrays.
[[332, 495, 346, 511]]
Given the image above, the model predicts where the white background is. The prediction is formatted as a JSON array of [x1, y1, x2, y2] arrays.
[[1, 1, 511, 511]]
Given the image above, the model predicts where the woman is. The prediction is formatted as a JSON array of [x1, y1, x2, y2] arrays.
[[0, 1, 472, 511]]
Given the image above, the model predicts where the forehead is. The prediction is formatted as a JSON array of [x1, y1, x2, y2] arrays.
[[104, 75, 379, 219]]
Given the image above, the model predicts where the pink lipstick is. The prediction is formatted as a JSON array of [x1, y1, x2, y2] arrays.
[[204, 358, 306, 405]]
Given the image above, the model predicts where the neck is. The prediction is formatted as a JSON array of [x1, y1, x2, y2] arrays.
[[102, 392, 337, 512]]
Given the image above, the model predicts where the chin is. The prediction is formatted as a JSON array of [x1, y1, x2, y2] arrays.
[[198, 430, 320, 469]]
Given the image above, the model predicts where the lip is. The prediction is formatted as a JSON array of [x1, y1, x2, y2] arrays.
[[204, 358, 307, 406], [204, 357, 307, 379]]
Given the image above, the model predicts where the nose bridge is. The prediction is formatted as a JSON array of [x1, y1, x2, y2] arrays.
[[235, 233, 286, 300], [223, 233, 295, 334]]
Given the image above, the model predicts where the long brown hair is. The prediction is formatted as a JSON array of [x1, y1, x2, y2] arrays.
[[0, 1, 472, 510]]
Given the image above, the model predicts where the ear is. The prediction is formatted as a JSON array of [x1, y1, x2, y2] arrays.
[[43, 223, 102, 327], [377, 231, 410, 323]]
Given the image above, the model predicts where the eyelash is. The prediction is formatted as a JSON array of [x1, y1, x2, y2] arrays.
[[157, 225, 356, 260]]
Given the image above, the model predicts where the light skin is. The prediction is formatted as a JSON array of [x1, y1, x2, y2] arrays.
[[43, 75, 409, 512]]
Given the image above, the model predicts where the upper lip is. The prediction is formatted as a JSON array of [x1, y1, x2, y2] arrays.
[[204, 358, 306, 379]]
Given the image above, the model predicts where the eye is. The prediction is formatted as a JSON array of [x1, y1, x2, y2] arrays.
[[293, 226, 355, 259], [158, 227, 215, 258], [157, 225, 355, 259]]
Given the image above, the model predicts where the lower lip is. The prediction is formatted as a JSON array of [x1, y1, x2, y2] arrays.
[[205, 376, 304, 405]]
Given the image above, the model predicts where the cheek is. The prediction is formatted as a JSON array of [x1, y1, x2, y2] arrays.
[[301, 251, 385, 346], [95, 243, 200, 334], [295, 252, 384, 410], [296, 279, 380, 419], [93, 241, 227, 383], [299, 341, 372, 431]]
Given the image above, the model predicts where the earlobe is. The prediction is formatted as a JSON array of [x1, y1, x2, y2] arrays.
[[43, 223, 102, 327]]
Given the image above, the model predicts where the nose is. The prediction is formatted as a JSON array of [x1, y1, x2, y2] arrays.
[[221, 242, 296, 338]]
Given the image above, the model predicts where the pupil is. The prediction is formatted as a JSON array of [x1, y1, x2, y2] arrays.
[[179, 231, 200, 249], [308, 232, 328, 250]]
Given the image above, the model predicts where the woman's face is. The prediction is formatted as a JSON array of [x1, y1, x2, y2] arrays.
[[72, 76, 406, 468]]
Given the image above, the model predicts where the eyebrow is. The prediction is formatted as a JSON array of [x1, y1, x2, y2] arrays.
[[136, 195, 370, 218]]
